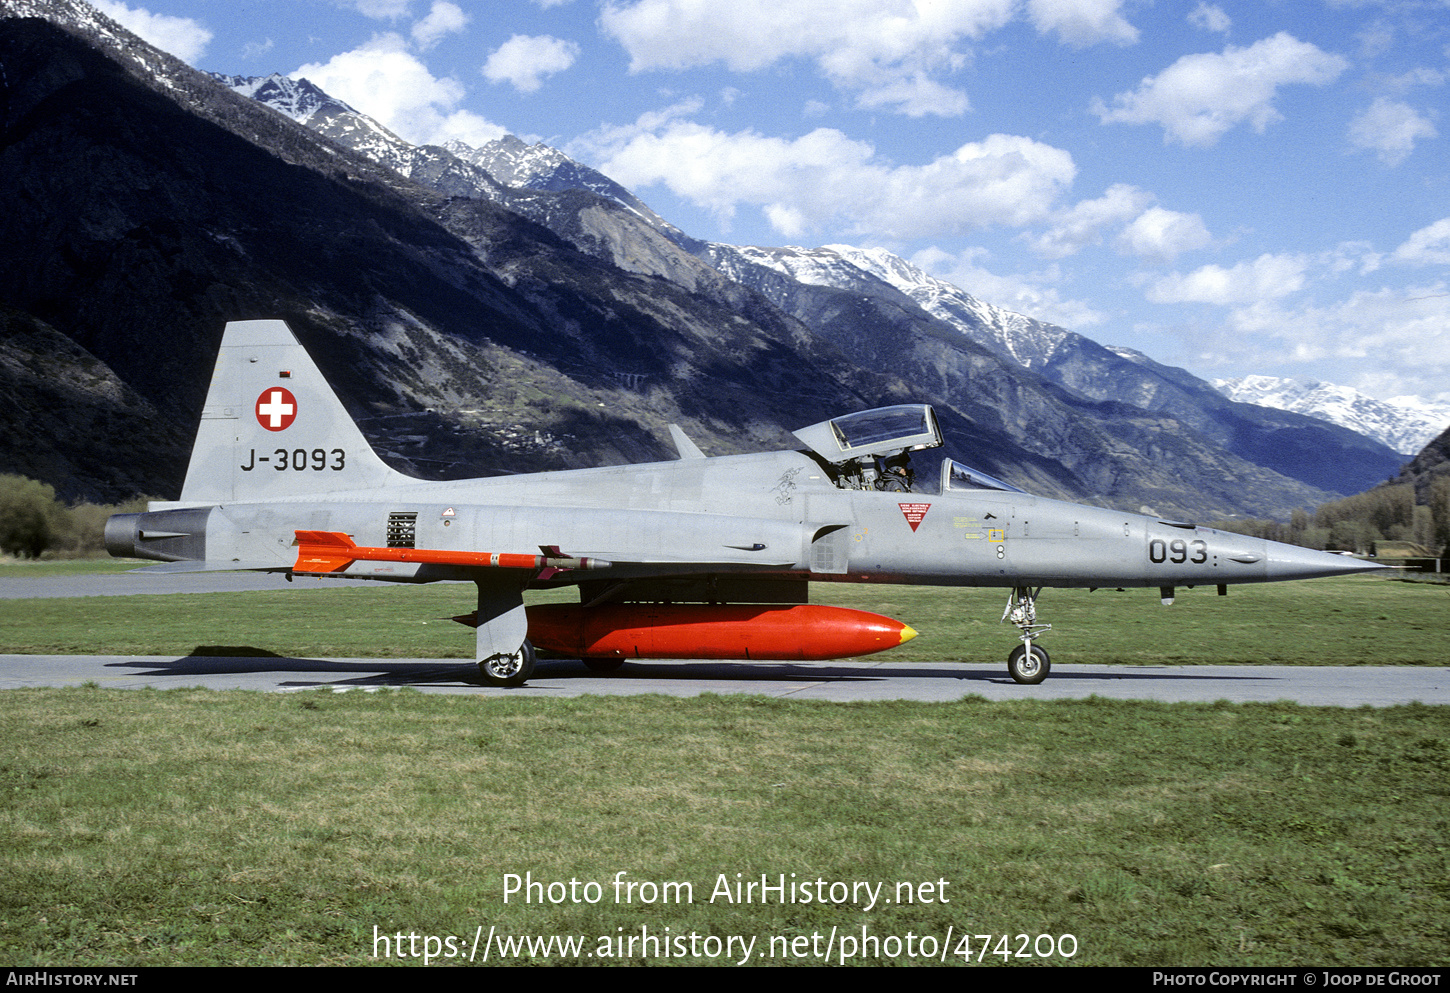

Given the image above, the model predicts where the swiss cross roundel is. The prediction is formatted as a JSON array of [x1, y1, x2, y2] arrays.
[[255, 387, 298, 431]]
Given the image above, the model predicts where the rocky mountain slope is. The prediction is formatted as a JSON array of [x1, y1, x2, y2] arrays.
[[1, 11, 895, 499], [214, 69, 1409, 502], [1391, 424, 1450, 500], [0, 1, 1399, 520], [696, 244, 1404, 499]]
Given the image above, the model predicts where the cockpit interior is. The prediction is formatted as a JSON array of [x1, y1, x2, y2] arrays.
[[792, 404, 1023, 496]]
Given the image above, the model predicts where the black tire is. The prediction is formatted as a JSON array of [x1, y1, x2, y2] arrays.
[[479, 640, 536, 687], [1007, 643, 1050, 685], [582, 656, 625, 673]]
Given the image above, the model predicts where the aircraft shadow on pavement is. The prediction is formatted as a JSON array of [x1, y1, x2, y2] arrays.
[[531, 661, 1277, 684], [104, 655, 1279, 687], [108, 655, 478, 685]]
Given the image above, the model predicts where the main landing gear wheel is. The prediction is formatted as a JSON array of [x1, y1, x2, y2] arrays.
[[1007, 643, 1050, 685], [479, 640, 536, 687], [582, 657, 625, 673]]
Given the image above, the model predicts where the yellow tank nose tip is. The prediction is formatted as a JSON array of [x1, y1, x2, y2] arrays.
[[899, 624, 919, 645]]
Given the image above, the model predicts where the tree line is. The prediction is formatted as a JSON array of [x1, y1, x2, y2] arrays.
[[1211, 479, 1450, 556], [0, 475, 148, 559]]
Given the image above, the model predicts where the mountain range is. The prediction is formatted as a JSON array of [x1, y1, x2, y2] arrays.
[[1212, 376, 1450, 457], [0, 0, 1426, 522]]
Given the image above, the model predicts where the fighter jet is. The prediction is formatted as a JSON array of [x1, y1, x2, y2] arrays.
[[106, 320, 1384, 686]]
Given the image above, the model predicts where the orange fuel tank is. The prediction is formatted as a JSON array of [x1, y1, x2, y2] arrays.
[[524, 603, 917, 661]]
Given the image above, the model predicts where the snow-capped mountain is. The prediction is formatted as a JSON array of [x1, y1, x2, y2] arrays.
[[213, 74, 682, 225], [213, 74, 699, 272], [443, 135, 677, 230], [705, 243, 1099, 370], [704, 243, 1077, 369], [821, 245, 1080, 370], [207, 63, 1407, 503], [8, 0, 189, 87], [210, 72, 494, 187], [1213, 376, 1450, 456], [209, 76, 1125, 389], [213, 73, 356, 128]]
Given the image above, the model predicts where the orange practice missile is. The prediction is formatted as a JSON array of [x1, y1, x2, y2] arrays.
[[524, 603, 918, 661], [292, 530, 610, 575]]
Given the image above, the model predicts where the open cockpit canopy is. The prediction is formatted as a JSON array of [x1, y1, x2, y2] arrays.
[[792, 405, 1025, 496], [792, 404, 943, 464]]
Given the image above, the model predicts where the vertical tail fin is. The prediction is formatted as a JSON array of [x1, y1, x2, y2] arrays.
[[179, 320, 409, 503]]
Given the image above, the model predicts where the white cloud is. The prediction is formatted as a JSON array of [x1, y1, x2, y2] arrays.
[[1091, 33, 1348, 146], [912, 247, 1109, 328], [1187, 2, 1230, 34], [1117, 207, 1213, 263], [1222, 287, 1450, 396], [412, 1, 469, 50], [1024, 187, 1211, 263], [598, 0, 1016, 117], [1147, 254, 1308, 305], [1348, 97, 1437, 166], [293, 34, 506, 147], [1026, 0, 1138, 48], [1027, 184, 1152, 258], [1385, 67, 1447, 92], [483, 35, 581, 93], [343, 0, 414, 19], [92, 0, 212, 65], [854, 74, 971, 118], [1356, 21, 1395, 60], [1391, 217, 1450, 266], [577, 113, 1076, 239]]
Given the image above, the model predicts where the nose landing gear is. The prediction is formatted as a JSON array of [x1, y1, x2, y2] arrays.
[[1002, 587, 1051, 684]]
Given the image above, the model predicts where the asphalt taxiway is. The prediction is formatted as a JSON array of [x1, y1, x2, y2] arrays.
[[2, 570, 1445, 705], [0, 653, 1445, 705]]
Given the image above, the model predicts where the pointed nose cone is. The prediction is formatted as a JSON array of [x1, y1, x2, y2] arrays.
[[1263, 540, 1389, 581]]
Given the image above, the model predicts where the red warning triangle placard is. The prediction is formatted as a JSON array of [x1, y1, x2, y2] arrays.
[[899, 503, 930, 532]]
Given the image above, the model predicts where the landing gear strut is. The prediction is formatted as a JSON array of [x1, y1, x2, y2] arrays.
[[1002, 587, 1051, 684], [479, 640, 536, 687]]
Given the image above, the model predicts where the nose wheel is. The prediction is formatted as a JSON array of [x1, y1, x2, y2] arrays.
[[1007, 642, 1050, 684], [1002, 587, 1051, 684]]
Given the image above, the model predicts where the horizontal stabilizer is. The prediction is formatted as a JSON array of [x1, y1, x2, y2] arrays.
[[668, 424, 706, 460]]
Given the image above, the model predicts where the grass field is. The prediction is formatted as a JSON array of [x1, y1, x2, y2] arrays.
[[0, 689, 1446, 967], [1, 570, 1445, 666], [0, 559, 142, 578], [0, 568, 1446, 967]]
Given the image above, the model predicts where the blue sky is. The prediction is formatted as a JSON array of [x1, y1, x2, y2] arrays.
[[92, 0, 1450, 404]]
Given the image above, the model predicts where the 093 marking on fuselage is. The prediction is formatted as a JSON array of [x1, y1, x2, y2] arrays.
[[105, 320, 1384, 686]]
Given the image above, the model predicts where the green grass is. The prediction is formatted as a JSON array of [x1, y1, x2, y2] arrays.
[[2, 571, 1446, 966], [0, 559, 142, 578], [0, 573, 1443, 665], [0, 689, 1445, 966], [835, 574, 1450, 667]]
